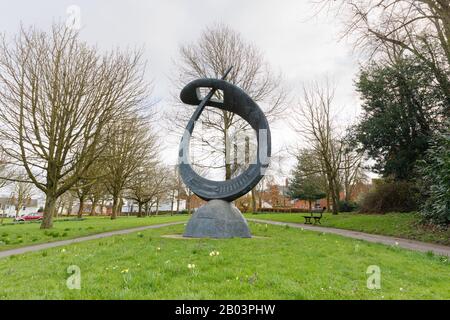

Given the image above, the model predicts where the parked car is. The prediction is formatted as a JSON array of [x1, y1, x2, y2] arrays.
[[14, 212, 44, 222]]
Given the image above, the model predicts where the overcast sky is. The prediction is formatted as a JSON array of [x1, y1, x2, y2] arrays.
[[0, 0, 364, 195]]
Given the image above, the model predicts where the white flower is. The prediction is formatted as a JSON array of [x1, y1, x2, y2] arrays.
[[187, 263, 196, 269], [156, 247, 161, 251], [61, 248, 66, 253], [121, 269, 129, 274], [395, 242, 399, 246], [400, 287, 404, 291], [209, 250, 220, 256]]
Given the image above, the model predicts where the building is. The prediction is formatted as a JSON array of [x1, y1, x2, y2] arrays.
[[0, 197, 40, 217]]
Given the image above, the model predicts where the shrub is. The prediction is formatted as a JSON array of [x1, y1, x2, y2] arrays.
[[358, 180, 419, 213], [338, 200, 358, 212], [417, 126, 450, 226]]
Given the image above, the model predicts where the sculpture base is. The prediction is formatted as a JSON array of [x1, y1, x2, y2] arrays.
[[183, 199, 251, 238]]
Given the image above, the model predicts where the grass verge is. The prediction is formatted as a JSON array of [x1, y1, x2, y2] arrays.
[[0, 215, 189, 251], [0, 222, 448, 299], [245, 212, 450, 246]]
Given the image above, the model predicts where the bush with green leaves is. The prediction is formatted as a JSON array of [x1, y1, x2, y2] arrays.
[[358, 180, 420, 214], [418, 127, 450, 226], [353, 56, 445, 180], [338, 200, 358, 212]]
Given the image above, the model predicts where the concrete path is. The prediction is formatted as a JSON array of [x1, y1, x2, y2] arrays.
[[0, 221, 185, 259], [1, 218, 448, 259], [248, 218, 450, 257]]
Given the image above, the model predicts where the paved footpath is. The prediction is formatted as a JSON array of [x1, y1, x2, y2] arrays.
[[248, 218, 450, 257], [0, 221, 185, 259], [1, 219, 449, 259]]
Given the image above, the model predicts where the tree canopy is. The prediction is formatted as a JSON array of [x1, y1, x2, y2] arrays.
[[353, 55, 447, 180], [288, 149, 326, 210]]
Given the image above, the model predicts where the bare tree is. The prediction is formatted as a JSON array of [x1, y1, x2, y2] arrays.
[[165, 167, 179, 215], [127, 164, 171, 217], [11, 173, 34, 218], [0, 24, 149, 228], [291, 81, 345, 214], [0, 149, 11, 190], [103, 116, 159, 220], [72, 160, 106, 218], [148, 167, 173, 216], [87, 175, 108, 216], [315, 0, 450, 106], [171, 23, 287, 180], [341, 147, 367, 202], [56, 191, 76, 217]]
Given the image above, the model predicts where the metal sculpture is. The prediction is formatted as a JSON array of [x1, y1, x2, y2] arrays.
[[178, 67, 271, 238]]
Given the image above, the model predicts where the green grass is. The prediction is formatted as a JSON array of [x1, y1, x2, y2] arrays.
[[0, 215, 189, 251], [245, 212, 450, 245], [0, 222, 448, 299]]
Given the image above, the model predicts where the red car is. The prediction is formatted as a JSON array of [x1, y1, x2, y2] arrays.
[[14, 212, 44, 222]]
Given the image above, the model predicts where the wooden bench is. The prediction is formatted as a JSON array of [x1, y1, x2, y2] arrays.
[[303, 207, 326, 225]]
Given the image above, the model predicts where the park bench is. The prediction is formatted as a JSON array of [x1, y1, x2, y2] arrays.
[[303, 207, 326, 225]]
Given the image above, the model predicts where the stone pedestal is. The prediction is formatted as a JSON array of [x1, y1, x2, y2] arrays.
[[183, 199, 251, 238]]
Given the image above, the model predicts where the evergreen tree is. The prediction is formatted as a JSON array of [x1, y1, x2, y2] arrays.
[[353, 56, 447, 180], [288, 149, 326, 211]]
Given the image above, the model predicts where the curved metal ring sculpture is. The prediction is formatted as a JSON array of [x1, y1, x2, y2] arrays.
[[178, 77, 271, 202]]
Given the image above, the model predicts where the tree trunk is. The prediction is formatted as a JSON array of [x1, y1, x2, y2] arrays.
[[327, 177, 339, 215], [224, 120, 232, 180], [334, 178, 341, 215], [67, 199, 73, 216], [41, 194, 57, 229], [57, 203, 63, 218], [332, 198, 338, 215], [149, 203, 153, 216], [137, 202, 143, 218], [308, 200, 312, 213], [89, 200, 96, 216], [331, 187, 339, 215], [187, 190, 193, 214], [119, 198, 123, 216], [100, 200, 105, 216], [156, 197, 159, 215], [326, 192, 330, 212], [258, 192, 262, 210], [77, 195, 85, 219], [111, 195, 119, 220], [170, 190, 175, 215], [251, 189, 257, 214]]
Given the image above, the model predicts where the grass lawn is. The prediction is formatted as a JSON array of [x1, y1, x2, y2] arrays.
[[0, 215, 189, 251], [0, 222, 448, 299], [245, 212, 450, 246]]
